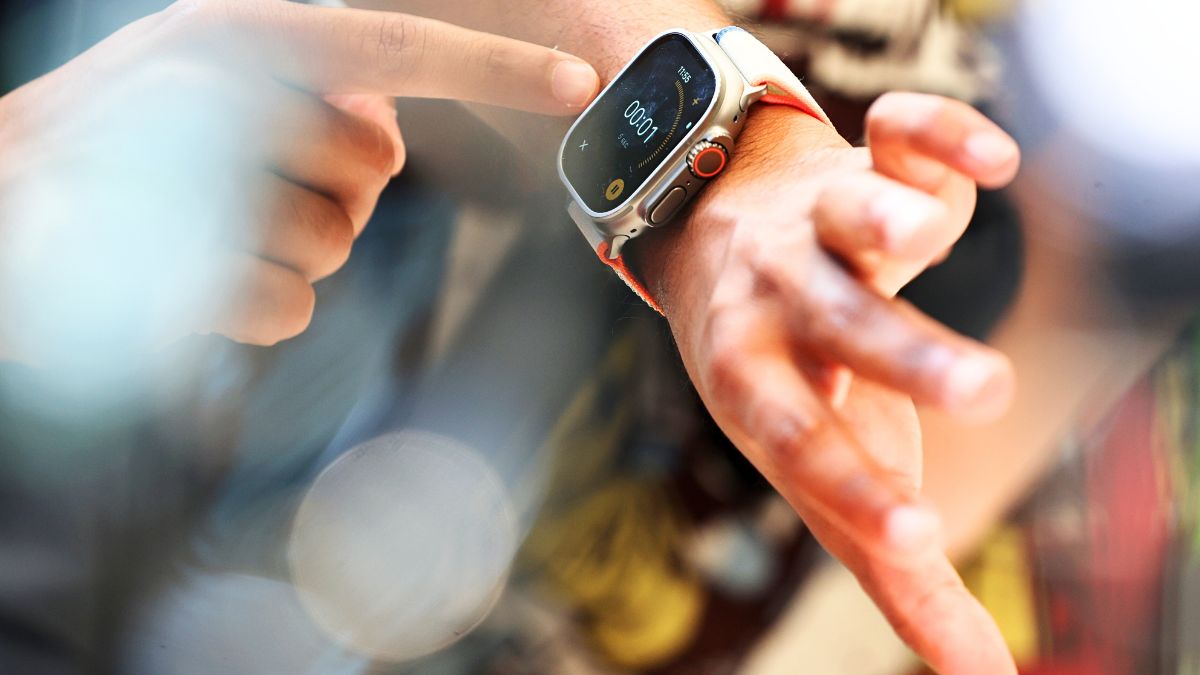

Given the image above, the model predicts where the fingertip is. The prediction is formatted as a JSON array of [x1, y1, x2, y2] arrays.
[[941, 351, 1016, 423], [964, 132, 1021, 188], [933, 595, 1019, 675], [982, 147, 1021, 191], [551, 58, 599, 111]]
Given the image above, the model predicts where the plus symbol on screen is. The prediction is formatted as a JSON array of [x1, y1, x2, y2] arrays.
[[578, 140, 589, 151]]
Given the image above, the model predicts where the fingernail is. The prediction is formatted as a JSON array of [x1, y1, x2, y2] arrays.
[[869, 188, 943, 254], [885, 505, 942, 554], [965, 132, 1018, 169], [944, 354, 1015, 421], [552, 59, 599, 108]]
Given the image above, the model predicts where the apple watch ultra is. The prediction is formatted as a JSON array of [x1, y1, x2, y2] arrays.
[[558, 27, 831, 314]]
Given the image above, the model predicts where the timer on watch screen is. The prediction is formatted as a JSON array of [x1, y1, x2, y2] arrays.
[[562, 34, 718, 214]]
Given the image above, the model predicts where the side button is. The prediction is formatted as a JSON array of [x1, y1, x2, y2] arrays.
[[649, 186, 688, 225]]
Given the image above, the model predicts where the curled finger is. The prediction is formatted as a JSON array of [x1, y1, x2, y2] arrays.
[[206, 252, 317, 346], [235, 173, 356, 282], [867, 92, 1020, 191], [786, 257, 1015, 421], [698, 329, 939, 557], [267, 83, 396, 233], [814, 170, 952, 276]]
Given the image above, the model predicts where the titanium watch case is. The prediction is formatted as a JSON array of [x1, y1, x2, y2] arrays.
[[557, 30, 770, 259]]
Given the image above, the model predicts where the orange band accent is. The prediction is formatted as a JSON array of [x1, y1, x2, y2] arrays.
[[760, 91, 827, 125], [596, 241, 665, 315], [597, 93, 828, 316]]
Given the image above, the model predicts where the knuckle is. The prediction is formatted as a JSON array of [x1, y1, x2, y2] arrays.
[[811, 181, 845, 230], [732, 230, 818, 302], [279, 277, 317, 340], [126, 59, 253, 129], [362, 121, 397, 179], [878, 315, 962, 394], [315, 208, 355, 279], [702, 316, 748, 405], [147, 59, 235, 100], [390, 135, 407, 175], [729, 234, 785, 297], [467, 37, 523, 83], [754, 404, 817, 460], [864, 207, 897, 251], [375, 14, 429, 80], [813, 281, 874, 341], [753, 252, 804, 302], [159, 0, 276, 61], [325, 111, 395, 186]]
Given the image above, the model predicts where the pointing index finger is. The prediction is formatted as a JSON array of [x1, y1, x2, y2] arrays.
[[186, 0, 599, 115]]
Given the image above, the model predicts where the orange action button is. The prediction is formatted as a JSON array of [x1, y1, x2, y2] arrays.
[[691, 146, 727, 178]]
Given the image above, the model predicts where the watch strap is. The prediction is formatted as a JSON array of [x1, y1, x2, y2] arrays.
[[568, 201, 666, 314], [713, 26, 832, 126], [596, 241, 665, 315], [592, 27, 832, 317]]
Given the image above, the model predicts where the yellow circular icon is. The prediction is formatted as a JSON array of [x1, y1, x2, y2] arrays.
[[605, 179, 625, 201]]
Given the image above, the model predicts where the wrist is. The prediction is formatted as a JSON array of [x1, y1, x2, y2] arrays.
[[586, 16, 729, 82], [631, 105, 847, 317]]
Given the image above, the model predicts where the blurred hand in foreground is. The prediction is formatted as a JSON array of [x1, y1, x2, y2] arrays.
[[0, 0, 598, 364]]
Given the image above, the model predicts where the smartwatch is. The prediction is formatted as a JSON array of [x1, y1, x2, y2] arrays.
[[557, 27, 831, 314]]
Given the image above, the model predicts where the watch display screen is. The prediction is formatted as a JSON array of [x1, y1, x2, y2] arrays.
[[561, 33, 718, 214]]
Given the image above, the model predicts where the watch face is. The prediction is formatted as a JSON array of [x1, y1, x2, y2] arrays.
[[561, 33, 718, 215]]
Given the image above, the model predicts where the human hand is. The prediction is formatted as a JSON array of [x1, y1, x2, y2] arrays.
[[0, 0, 598, 364], [638, 92, 1020, 673]]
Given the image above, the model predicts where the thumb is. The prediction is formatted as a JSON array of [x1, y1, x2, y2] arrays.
[[210, 1, 599, 115]]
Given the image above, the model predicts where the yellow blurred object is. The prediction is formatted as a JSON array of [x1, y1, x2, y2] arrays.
[[520, 331, 705, 669], [589, 539, 706, 668], [525, 480, 705, 669], [963, 525, 1039, 663], [948, 0, 1016, 23]]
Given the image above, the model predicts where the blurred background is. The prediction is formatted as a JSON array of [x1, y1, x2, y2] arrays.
[[1, 0, 1198, 673]]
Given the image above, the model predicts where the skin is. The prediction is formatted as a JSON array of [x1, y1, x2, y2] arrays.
[[0, 0, 1024, 671], [359, 2, 1025, 671], [642, 97, 1021, 675], [0, 0, 600, 361]]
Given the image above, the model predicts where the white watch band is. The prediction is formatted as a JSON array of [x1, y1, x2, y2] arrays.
[[712, 26, 832, 126]]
